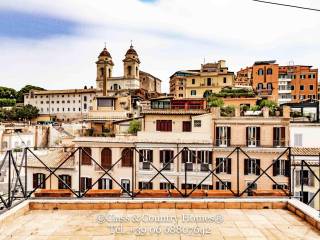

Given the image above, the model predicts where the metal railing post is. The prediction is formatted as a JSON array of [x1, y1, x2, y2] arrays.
[[237, 147, 240, 197], [24, 148, 28, 198], [78, 148, 81, 197], [301, 160, 304, 202]]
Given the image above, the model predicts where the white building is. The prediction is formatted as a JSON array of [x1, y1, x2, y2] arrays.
[[278, 74, 292, 105], [24, 88, 96, 122]]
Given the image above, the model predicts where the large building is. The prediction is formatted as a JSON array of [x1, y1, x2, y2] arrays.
[[24, 88, 96, 122], [169, 60, 234, 99], [236, 61, 319, 105]]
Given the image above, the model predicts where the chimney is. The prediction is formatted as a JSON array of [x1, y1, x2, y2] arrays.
[[211, 107, 221, 118], [283, 106, 290, 118], [262, 107, 269, 118]]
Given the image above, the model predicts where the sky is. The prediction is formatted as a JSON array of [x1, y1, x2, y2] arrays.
[[0, 0, 319, 93]]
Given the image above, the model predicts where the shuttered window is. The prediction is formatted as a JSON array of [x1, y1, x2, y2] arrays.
[[80, 177, 92, 192], [273, 127, 286, 147], [272, 160, 289, 176], [215, 158, 231, 174], [101, 148, 112, 169], [98, 178, 112, 190], [33, 173, 46, 189], [81, 147, 92, 165], [244, 159, 260, 175], [122, 148, 133, 167], [156, 120, 172, 132], [58, 175, 72, 189], [182, 121, 192, 132]]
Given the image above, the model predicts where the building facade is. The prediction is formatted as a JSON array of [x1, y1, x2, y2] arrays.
[[24, 88, 96, 122], [170, 60, 234, 99]]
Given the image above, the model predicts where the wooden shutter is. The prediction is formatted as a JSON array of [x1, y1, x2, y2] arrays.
[[256, 159, 261, 175], [215, 181, 220, 190], [273, 160, 279, 176], [273, 127, 277, 146], [149, 150, 153, 162], [272, 184, 276, 189], [67, 176, 71, 188], [167, 120, 172, 131], [284, 160, 290, 177], [80, 177, 85, 192], [216, 158, 221, 174], [246, 127, 249, 146], [87, 178, 92, 189], [191, 151, 196, 163], [98, 179, 102, 189], [215, 127, 220, 146], [244, 159, 248, 175], [227, 127, 231, 146], [227, 182, 231, 189], [122, 148, 133, 167], [281, 127, 286, 146], [256, 127, 261, 146], [109, 179, 113, 189], [227, 158, 231, 174], [82, 147, 92, 165], [33, 173, 38, 189], [156, 120, 160, 131], [182, 150, 188, 164], [139, 150, 143, 162], [101, 148, 112, 168], [208, 151, 213, 164], [160, 150, 164, 163], [58, 175, 63, 189]]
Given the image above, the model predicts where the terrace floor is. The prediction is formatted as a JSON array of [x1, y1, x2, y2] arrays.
[[1, 207, 319, 240]]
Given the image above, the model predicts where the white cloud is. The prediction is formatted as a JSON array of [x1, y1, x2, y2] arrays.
[[0, 0, 319, 92]]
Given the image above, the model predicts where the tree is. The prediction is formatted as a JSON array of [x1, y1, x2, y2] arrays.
[[259, 99, 278, 113], [0, 98, 16, 107], [128, 119, 141, 134], [0, 86, 17, 99], [15, 104, 39, 120], [207, 96, 224, 108], [16, 85, 45, 103]]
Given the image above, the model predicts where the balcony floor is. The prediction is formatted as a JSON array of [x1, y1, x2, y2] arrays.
[[1, 206, 319, 239]]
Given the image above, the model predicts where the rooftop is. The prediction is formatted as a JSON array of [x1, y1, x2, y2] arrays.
[[1, 198, 319, 239], [25, 88, 96, 95]]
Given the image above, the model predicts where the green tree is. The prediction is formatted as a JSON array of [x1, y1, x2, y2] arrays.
[[259, 99, 278, 113], [128, 119, 141, 134], [207, 96, 224, 108], [0, 86, 17, 99], [15, 104, 39, 120], [0, 98, 16, 107], [16, 85, 45, 103]]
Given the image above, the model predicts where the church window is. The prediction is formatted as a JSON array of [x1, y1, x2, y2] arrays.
[[128, 66, 132, 76]]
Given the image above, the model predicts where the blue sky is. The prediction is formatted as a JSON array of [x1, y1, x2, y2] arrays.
[[0, 0, 319, 92], [0, 10, 79, 39]]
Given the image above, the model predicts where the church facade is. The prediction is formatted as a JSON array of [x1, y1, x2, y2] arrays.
[[95, 44, 161, 96]]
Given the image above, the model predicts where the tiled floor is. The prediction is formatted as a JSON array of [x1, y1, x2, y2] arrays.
[[0, 209, 319, 239]]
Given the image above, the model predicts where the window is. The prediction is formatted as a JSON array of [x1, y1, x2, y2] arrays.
[[216, 181, 231, 190], [267, 83, 272, 90], [295, 170, 314, 187], [294, 134, 302, 147], [182, 149, 196, 171], [128, 66, 132, 76], [160, 150, 174, 171], [266, 68, 273, 75], [223, 77, 227, 84], [300, 74, 306, 79], [58, 175, 72, 189], [216, 158, 231, 174], [98, 178, 112, 189], [160, 182, 174, 190], [291, 85, 295, 91], [179, 94, 183, 97], [207, 78, 212, 86], [273, 184, 288, 190], [244, 159, 260, 175], [246, 127, 260, 147], [273, 160, 289, 176], [156, 120, 172, 132], [84, 103, 87, 110], [101, 148, 112, 169], [309, 85, 314, 90], [179, 87, 183, 90], [192, 79, 195, 84], [80, 177, 92, 192], [194, 120, 201, 128], [138, 182, 153, 190], [81, 147, 92, 165], [181, 183, 197, 190], [258, 69, 264, 75], [182, 121, 192, 132], [257, 83, 263, 90], [33, 173, 46, 189], [273, 127, 286, 147], [139, 149, 153, 170], [122, 148, 133, 167], [215, 126, 231, 146], [97, 98, 113, 107], [190, 90, 197, 96], [300, 85, 304, 91]]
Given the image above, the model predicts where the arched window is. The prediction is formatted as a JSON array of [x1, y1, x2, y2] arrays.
[[267, 83, 273, 89], [257, 83, 263, 90], [136, 67, 138, 76], [267, 68, 273, 75], [258, 69, 264, 76], [128, 66, 132, 76], [81, 147, 92, 165], [108, 68, 111, 77], [122, 148, 133, 167], [100, 68, 104, 77], [113, 84, 118, 91], [101, 148, 112, 169]]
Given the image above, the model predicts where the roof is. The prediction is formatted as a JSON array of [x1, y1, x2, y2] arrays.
[[254, 60, 277, 65], [27, 149, 75, 169], [26, 88, 96, 95], [141, 109, 208, 115], [291, 147, 320, 156], [125, 45, 138, 56], [98, 47, 112, 58], [139, 70, 162, 82]]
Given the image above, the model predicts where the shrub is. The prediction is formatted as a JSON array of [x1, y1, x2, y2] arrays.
[[128, 120, 141, 134], [207, 97, 224, 107]]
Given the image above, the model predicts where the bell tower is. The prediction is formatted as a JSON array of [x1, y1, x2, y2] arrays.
[[123, 43, 140, 79], [96, 45, 114, 96]]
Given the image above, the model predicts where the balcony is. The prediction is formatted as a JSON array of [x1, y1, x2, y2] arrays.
[[257, 88, 273, 97], [139, 162, 151, 171], [215, 139, 230, 147]]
